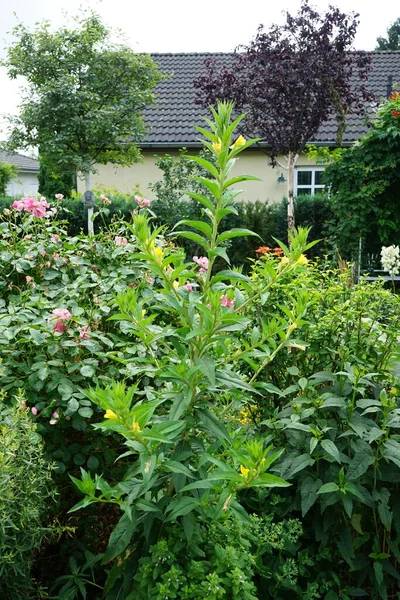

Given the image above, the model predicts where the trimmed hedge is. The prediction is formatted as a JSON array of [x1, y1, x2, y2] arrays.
[[0, 193, 334, 265]]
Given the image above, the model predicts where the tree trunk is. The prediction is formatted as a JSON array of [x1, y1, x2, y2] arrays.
[[84, 170, 94, 237], [287, 151, 295, 239]]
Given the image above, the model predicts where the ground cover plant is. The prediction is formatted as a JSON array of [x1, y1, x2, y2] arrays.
[[1, 103, 400, 600]]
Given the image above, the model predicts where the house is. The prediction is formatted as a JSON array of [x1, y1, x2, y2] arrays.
[[0, 150, 40, 197], [77, 51, 400, 203]]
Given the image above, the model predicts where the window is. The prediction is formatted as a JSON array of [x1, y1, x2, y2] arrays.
[[295, 167, 325, 196]]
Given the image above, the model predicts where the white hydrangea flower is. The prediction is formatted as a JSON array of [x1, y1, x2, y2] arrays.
[[381, 245, 400, 276]]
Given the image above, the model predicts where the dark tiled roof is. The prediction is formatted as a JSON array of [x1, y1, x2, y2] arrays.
[[142, 51, 400, 147], [0, 150, 39, 172]]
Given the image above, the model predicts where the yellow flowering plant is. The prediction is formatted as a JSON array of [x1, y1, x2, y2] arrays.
[[69, 102, 314, 595]]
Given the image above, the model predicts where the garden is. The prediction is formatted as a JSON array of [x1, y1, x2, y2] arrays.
[[1, 101, 400, 600]]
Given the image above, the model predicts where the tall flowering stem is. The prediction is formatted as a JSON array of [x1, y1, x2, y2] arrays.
[[175, 101, 261, 295]]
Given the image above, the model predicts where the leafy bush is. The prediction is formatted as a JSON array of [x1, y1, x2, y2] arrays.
[[325, 91, 400, 261], [66, 103, 316, 599], [0, 393, 54, 599]]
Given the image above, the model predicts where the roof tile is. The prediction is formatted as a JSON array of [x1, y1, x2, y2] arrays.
[[142, 51, 400, 146]]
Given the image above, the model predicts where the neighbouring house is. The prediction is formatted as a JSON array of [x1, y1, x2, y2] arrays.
[[0, 150, 40, 197], [77, 51, 400, 203]]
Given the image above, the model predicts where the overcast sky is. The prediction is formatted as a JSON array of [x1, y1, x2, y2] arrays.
[[0, 0, 398, 136]]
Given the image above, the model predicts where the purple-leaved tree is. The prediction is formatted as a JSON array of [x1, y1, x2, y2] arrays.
[[194, 0, 372, 234]]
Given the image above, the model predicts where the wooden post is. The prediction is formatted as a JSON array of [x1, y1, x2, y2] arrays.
[[84, 171, 94, 237]]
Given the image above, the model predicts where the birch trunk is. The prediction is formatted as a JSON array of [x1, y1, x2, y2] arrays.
[[287, 151, 295, 238], [84, 170, 94, 237]]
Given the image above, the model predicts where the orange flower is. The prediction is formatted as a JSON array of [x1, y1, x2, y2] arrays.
[[255, 246, 271, 255]]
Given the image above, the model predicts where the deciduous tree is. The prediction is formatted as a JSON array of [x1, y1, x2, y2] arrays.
[[376, 18, 400, 51], [2, 13, 162, 232], [194, 1, 371, 234]]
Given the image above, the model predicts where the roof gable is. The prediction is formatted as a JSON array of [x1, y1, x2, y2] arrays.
[[142, 51, 400, 147], [0, 150, 40, 172]]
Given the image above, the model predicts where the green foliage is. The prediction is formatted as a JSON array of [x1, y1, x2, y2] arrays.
[[0, 393, 54, 599], [251, 261, 400, 386], [0, 162, 17, 196], [376, 18, 400, 51], [2, 12, 163, 177], [66, 102, 315, 599], [38, 158, 76, 199], [324, 92, 400, 260], [150, 149, 333, 263], [261, 368, 400, 599], [133, 515, 303, 600], [2, 101, 400, 599]]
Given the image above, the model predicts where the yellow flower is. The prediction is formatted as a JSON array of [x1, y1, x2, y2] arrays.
[[141, 309, 147, 318], [280, 256, 290, 267], [297, 254, 308, 266], [172, 280, 179, 289], [230, 135, 246, 150], [212, 139, 222, 153], [104, 409, 117, 420], [240, 465, 250, 478], [132, 420, 141, 432], [149, 240, 164, 261]]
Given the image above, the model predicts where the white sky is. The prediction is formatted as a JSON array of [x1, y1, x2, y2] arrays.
[[0, 0, 398, 136]]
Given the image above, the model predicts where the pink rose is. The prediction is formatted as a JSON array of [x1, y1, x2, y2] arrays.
[[53, 234, 60, 243], [185, 284, 194, 292], [31, 407, 38, 415], [45, 261, 51, 268], [53, 319, 67, 333], [12, 200, 25, 211], [55, 194, 64, 200], [135, 195, 150, 208], [52, 253, 59, 260], [51, 308, 72, 320], [52, 411, 59, 419], [26, 276, 33, 283], [115, 236, 128, 246]]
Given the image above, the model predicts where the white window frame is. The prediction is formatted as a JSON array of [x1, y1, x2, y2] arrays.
[[295, 167, 325, 196]]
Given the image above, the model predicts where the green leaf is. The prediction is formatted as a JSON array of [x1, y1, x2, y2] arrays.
[[317, 482, 340, 494], [166, 496, 200, 520], [182, 512, 195, 541], [347, 448, 374, 480], [174, 219, 212, 238], [80, 365, 95, 377], [374, 561, 384, 587], [189, 155, 219, 178], [196, 407, 231, 442], [87, 456, 99, 470], [282, 453, 315, 479], [378, 501, 392, 530], [321, 439, 341, 463], [102, 513, 136, 563], [67, 398, 80, 414], [216, 228, 259, 244], [163, 460, 195, 479], [174, 230, 209, 250], [180, 480, 215, 492], [196, 356, 216, 387], [301, 477, 322, 516]]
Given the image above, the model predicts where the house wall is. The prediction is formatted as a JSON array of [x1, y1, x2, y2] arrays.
[[77, 150, 319, 204], [6, 172, 39, 197]]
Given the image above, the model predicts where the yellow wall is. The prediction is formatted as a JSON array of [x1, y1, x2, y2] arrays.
[[78, 150, 319, 204]]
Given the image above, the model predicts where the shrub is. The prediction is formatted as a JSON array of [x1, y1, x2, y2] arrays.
[[0, 392, 54, 599]]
